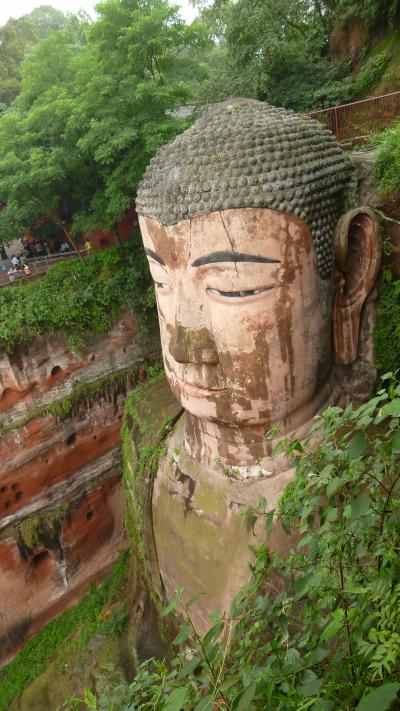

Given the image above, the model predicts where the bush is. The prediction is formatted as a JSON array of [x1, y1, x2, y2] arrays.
[[373, 120, 400, 198], [0, 234, 156, 354], [0, 551, 129, 711], [73, 383, 400, 710], [374, 273, 400, 374]]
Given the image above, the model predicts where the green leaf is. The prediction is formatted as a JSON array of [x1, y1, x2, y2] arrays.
[[355, 683, 400, 711], [312, 701, 335, 711], [298, 677, 323, 697], [218, 675, 241, 692], [326, 477, 344, 497], [321, 612, 344, 641], [172, 624, 191, 646], [237, 681, 257, 711], [177, 657, 201, 679], [391, 429, 400, 452], [351, 494, 372, 518], [162, 688, 187, 711], [203, 620, 225, 645], [161, 599, 179, 617], [347, 431, 368, 461], [381, 400, 400, 419], [194, 696, 214, 711]]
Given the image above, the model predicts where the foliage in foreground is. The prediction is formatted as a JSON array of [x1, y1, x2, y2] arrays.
[[0, 238, 155, 354], [374, 271, 400, 374], [0, 550, 129, 711], [373, 119, 400, 198], [74, 380, 400, 710]]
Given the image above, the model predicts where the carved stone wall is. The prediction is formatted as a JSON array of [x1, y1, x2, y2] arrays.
[[0, 314, 160, 664]]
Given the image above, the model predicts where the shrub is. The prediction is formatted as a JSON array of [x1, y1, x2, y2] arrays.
[[0, 234, 156, 354], [374, 273, 400, 374], [373, 120, 400, 198]]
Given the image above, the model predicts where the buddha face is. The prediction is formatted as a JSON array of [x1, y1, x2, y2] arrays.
[[140, 207, 334, 429]]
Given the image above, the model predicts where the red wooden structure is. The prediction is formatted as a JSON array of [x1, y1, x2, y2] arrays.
[[307, 91, 400, 142]]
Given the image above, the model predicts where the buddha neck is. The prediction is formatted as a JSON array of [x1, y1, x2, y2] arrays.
[[183, 376, 339, 477]]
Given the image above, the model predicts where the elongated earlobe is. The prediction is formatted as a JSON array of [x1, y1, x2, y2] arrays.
[[333, 207, 382, 365]]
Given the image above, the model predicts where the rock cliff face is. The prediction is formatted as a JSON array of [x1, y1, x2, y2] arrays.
[[0, 313, 160, 664]]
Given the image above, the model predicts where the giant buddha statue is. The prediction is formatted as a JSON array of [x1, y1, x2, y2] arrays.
[[136, 99, 382, 631]]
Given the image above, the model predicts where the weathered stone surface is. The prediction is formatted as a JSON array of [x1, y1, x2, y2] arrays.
[[0, 313, 161, 663], [152, 415, 293, 633], [0, 471, 125, 663], [0, 313, 159, 422], [137, 103, 383, 631], [138, 99, 356, 278]]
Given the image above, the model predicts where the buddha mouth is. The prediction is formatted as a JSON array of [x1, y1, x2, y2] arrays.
[[176, 378, 228, 397]]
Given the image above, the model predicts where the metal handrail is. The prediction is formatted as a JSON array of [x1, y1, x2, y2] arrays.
[[26, 249, 86, 266], [308, 90, 400, 116], [0, 249, 89, 287], [307, 90, 400, 142]]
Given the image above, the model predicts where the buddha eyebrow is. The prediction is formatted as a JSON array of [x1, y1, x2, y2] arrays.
[[145, 248, 165, 266], [191, 251, 281, 267]]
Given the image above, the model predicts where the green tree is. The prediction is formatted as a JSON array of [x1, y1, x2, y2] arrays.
[[0, 17, 37, 107], [193, 0, 399, 110], [67, 0, 209, 235], [23, 4, 66, 39], [0, 0, 208, 244], [0, 6, 71, 108], [0, 28, 93, 246]]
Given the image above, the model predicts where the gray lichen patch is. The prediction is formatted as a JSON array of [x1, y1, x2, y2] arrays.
[[137, 99, 356, 278]]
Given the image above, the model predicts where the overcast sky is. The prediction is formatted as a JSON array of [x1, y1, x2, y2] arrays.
[[0, 0, 198, 26]]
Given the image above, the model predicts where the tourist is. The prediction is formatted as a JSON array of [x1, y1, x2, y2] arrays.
[[84, 239, 93, 252], [7, 266, 22, 282]]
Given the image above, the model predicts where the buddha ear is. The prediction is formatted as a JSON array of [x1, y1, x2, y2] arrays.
[[333, 207, 382, 365]]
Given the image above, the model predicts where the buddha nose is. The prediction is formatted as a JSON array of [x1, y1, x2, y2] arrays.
[[169, 323, 219, 365]]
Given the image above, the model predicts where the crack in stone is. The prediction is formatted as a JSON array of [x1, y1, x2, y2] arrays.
[[219, 211, 238, 276]]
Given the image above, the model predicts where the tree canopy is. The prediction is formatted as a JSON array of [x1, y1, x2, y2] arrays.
[[0, 0, 209, 243], [0, 0, 398, 244]]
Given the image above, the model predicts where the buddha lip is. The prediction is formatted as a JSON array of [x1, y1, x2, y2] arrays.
[[177, 378, 227, 396]]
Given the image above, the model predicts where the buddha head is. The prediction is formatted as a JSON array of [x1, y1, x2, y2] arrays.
[[136, 100, 381, 469]]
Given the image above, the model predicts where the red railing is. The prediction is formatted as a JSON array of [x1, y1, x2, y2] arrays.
[[307, 91, 400, 142]]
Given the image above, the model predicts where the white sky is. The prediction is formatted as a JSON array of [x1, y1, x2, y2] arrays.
[[0, 0, 198, 26]]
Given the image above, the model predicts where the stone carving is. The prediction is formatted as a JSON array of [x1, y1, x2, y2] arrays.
[[137, 99, 356, 278], [136, 99, 382, 630]]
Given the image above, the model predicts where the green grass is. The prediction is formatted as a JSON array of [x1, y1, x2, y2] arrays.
[[0, 550, 130, 711]]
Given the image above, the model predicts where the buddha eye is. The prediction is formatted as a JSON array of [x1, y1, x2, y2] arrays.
[[208, 288, 266, 298], [155, 281, 170, 290]]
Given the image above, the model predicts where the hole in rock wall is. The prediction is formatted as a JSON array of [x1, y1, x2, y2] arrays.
[[51, 365, 62, 377], [4, 500, 11, 509], [33, 550, 50, 567], [90, 354, 96, 362], [0, 485, 8, 493], [15, 491, 23, 502], [11, 483, 17, 490], [66, 432, 76, 446], [32, 550, 52, 580], [86, 510, 94, 522]]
